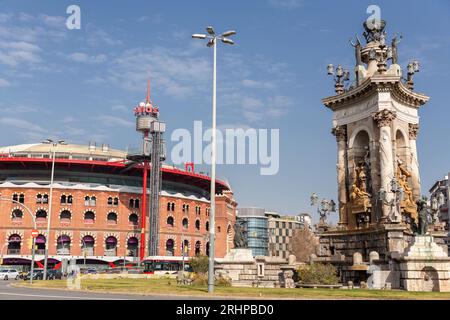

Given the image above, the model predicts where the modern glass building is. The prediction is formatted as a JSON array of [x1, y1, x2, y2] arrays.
[[236, 207, 268, 256]]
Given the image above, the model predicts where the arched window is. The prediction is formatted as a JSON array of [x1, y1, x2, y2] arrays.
[[167, 202, 171, 211], [56, 235, 71, 255], [129, 199, 135, 208], [12, 194, 18, 202], [18, 194, 24, 204], [84, 196, 90, 206], [195, 219, 200, 231], [167, 216, 174, 227], [182, 240, 189, 255], [113, 197, 119, 206], [36, 209, 47, 221], [134, 199, 140, 209], [11, 209, 23, 221], [7, 234, 21, 254], [129, 213, 139, 226], [182, 218, 189, 229], [81, 235, 95, 256], [84, 211, 95, 224], [107, 197, 113, 206], [36, 235, 46, 254], [42, 194, 48, 204], [60, 195, 67, 204], [166, 239, 174, 256], [205, 221, 209, 231], [206, 242, 210, 257], [127, 237, 138, 257], [89, 196, 96, 206], [67, 195, 73, 204], [60, 210, 71, 222], [105, 236, 117, 256], [36, 193, 42, 204], [195, 241, 201, 256], [171, 203, 175, 211], [107, 212, 118, 224]]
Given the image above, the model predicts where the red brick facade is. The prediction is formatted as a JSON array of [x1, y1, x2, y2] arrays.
[[0, 187, 236, 261]]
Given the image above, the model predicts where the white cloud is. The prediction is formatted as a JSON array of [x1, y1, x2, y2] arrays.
[[268, 0, 303, 8], [68, 52, 107, 64], [95, 115, 134, 127], [100, 46, 210, 97], [0, 117, 45, 132], [0, 78, 11, 87], [242, 79, 276, 89]]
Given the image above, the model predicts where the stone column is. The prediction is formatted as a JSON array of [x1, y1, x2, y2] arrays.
[[332, 125, 348, 227], [372, 110, 397, 220], [409, 123, 421, 201]]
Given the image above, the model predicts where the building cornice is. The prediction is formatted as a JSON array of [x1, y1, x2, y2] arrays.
[[322, 75, 429, 110]]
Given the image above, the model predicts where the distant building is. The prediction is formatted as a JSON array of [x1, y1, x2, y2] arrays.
[[236, 207, 268, 256], [266, 212, 312, 259], [429, 175, 449, 229]]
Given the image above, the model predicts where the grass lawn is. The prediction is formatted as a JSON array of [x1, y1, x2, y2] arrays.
[[15, 278, 450, 300]]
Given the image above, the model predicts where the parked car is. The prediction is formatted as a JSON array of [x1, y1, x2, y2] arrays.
[[23, 269, 44, 281], [0, 269, 20, 280], [47, 270, 62, 280]]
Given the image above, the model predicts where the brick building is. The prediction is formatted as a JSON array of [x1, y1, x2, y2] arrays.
[[0, 143, 236, 268]]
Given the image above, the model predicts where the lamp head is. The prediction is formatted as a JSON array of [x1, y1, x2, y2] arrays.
[[327, 64, 334, 75], [206, 26, 215, 35]]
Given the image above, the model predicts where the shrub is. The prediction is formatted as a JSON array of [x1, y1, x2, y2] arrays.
[[189, 255, 209, 274], [297, 263, 340, 285], [191, 273, 208, 286], [215, 275, 231, 287]]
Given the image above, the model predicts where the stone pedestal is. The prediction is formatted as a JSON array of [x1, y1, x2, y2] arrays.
[[399, 236, 450, 292], [215, 249, 288, 288]]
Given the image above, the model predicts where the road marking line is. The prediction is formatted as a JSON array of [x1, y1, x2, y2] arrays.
[[0, 291, 128, 300]]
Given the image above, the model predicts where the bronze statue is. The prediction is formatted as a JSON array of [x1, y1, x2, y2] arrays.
[[350, 36, 363, 67], [233, 220, 248, 248], [417, 199, 428, 235], [391, 34, 402, 65]]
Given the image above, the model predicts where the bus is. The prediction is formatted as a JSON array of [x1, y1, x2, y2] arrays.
[[142, 256, 192, 275]]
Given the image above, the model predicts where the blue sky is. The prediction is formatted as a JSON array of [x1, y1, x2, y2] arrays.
[[0, 0, 449, 223]]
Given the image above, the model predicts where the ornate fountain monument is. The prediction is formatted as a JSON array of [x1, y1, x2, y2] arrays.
[[318, 18, 450, 291]]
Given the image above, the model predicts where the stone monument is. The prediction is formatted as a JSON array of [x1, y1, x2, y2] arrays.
[[318, 18, 449, 290]]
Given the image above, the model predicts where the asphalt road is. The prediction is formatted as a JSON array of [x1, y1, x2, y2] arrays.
[[0, 279, 199, 300]]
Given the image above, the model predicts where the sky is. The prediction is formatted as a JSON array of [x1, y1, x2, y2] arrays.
[[0, 0, 449, 224]]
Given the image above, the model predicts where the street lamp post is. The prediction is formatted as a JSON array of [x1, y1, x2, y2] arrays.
[[0, 197, 37, 284], [42, 139, 66, 280], [192, 25, 236, 294]]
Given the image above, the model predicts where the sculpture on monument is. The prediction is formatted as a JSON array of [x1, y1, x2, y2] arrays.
[[417, 199, 429, 235], [350, 36, 363, 66], [396, 160, 418, 221], [390, 34, 402, 65], [233, 220, 248, 249]]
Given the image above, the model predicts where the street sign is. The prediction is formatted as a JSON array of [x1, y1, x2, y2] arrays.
[[31, 230, 39, 238]]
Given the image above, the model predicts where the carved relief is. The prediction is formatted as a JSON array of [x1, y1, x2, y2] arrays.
[[332, 125, 347, 142], [396, 160, 418, 221], [408, 123, 419, 140], [372, 109, 397, 127]]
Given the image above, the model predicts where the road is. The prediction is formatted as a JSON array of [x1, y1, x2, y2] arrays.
[[0, 279, 201, 300]]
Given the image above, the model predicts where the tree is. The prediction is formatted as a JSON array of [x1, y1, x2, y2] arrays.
[[189, 254, 209, 274], [290, 227, 318, 263]]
